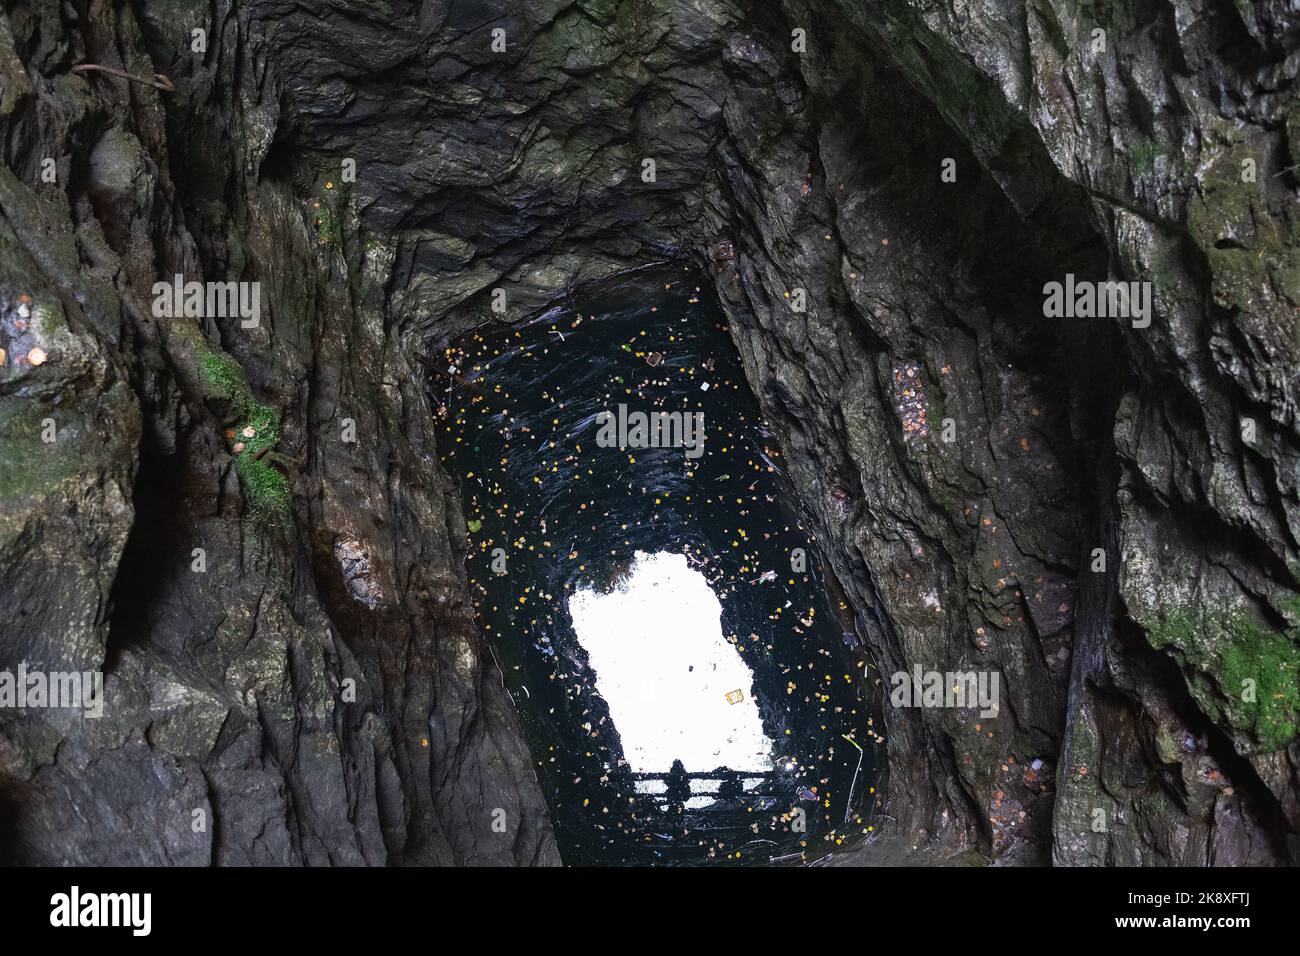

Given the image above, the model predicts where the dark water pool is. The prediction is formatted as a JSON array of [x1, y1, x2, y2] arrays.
[[436, 265, 883, 865]]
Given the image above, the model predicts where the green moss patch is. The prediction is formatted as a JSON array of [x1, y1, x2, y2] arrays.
[[195, 342, 289, 521], [1128, 137, 1160, 176], [198, 350, 254, 408], [1145, 605, 1300, 752], [314, 205, 341, 246], [0, 405, 80, 529], [1186, 133, 1300, 321]]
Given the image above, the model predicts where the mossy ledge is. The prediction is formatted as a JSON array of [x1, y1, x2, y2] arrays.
[[1144, 606, 1300, 753], [196, 346, 289, 521]]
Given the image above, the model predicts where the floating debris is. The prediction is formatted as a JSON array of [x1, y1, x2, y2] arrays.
[[891, 362, 930, 440], [434, 268, 882, 865]]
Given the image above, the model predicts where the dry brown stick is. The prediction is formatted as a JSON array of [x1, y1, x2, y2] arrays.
[[71, 63, 175, 92], [413, 351, 474, 386]]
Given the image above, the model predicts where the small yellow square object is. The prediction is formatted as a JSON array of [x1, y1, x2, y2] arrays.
[[420, 738, 429, 748], [725, 689, 744, 705]]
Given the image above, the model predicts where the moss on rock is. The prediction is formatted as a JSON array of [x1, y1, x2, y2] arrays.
[[1145, 605, 1300, 752], [195, 340, 289, 521]]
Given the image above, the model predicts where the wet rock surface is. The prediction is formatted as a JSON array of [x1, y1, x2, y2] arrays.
[[0, 0, 1297, 865], [1, 0, 556, 866]]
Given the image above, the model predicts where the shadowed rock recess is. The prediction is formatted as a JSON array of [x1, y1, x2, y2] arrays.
[[0, 0, 1296, 866]]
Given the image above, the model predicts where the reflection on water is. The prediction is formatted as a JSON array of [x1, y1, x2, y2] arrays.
[[569, 550, 773, 776], [436, 265, 883, 865]]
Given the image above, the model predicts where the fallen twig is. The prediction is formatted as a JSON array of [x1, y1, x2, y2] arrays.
[[71, 63, 175, 92], [413, 351, 475, 386]]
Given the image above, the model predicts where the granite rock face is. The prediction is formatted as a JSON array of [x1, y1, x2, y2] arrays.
[[707, 0, 1300, 866], [0, 0, 1296, 866], [0, 0, 556, 866]]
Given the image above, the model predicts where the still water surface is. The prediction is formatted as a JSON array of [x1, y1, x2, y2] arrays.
[[437, 266, 882, 864]]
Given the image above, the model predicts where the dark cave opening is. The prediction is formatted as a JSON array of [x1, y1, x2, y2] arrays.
[[434, 264, 884, 864]]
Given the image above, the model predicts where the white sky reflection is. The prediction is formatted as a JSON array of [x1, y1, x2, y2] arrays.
[[568, 550, 774, 777]]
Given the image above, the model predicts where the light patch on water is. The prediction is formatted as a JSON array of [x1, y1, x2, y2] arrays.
[[568, 550, 774, 776], [635, 777, 763, 809]]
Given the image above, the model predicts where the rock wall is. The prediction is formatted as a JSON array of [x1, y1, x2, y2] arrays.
[[0, 0, 1296, 866], [0, 0, 555, 866], [702, 0, 1300, 865]]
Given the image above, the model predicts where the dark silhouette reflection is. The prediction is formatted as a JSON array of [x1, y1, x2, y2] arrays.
[[717, 768, 743, 802], [665, 758, 691, 804], [664, 758, 690, 826]]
